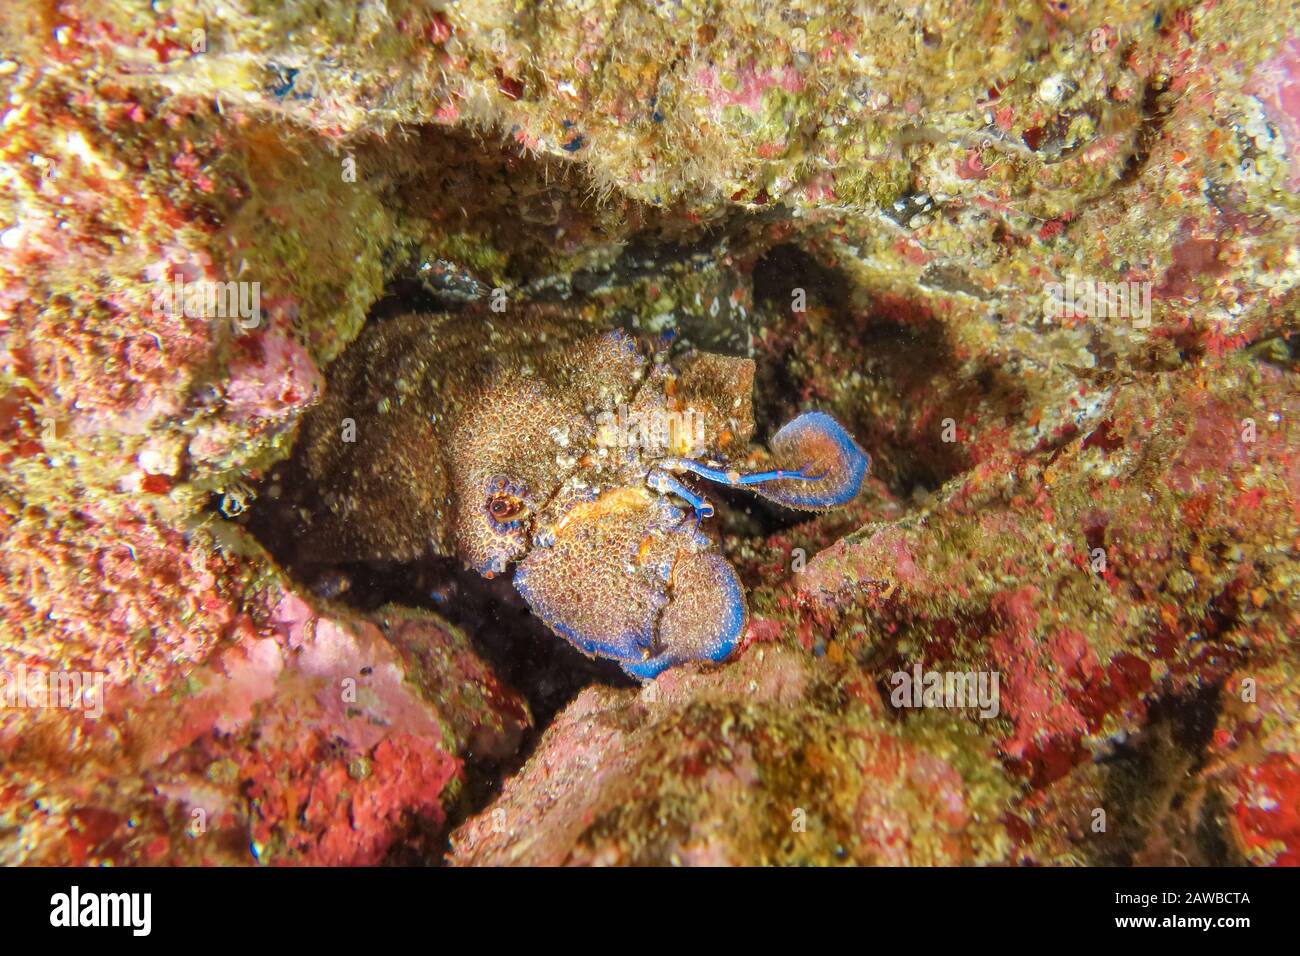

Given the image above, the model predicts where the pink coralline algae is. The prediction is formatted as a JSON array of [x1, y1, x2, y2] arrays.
[[3, 567, 527, 865], [1247, 34, 1300, 190], [694, 65, 807, 114], [221, 313, 321, 423]]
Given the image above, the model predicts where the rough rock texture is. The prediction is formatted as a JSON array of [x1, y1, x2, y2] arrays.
[[0, 1, 1297, 865], [450, 645, 1012, 865]]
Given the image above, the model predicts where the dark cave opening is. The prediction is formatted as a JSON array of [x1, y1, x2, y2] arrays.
[[750, 242, 1013, 502], [1090, 682, 1239, 866]]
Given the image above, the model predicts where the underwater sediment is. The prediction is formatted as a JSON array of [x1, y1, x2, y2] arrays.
[[0, 0, 1297, 865]]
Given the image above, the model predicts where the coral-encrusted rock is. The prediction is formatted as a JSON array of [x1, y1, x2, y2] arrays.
[[1207, 663, 1300, 866], [795, 362, 1295, 757], [0, 539, 528, 865], [450, 645, 1011, 866]]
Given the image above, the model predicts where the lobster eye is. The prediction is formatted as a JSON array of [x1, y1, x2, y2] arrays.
[[482, 474, 530, 529], [486, 491, 527, 525]]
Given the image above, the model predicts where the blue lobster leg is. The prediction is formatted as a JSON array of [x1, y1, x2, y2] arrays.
[[657, 458, 825, 486], [647, 468, 715, 526], [663, 411, 869, 510]]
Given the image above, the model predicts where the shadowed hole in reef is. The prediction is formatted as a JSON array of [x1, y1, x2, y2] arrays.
[[215, 120, 1029, 859], [1089, 683, 1240, 865], [750, 243, 1023, 505]]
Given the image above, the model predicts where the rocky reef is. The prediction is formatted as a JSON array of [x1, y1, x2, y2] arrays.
[[0, 0, 1296, 865]]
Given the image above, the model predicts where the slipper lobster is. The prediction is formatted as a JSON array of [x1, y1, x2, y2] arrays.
[[290, 308, 868, 679]]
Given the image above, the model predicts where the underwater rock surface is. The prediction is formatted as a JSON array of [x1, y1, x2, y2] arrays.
[[0, 0, 1297, 865]]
